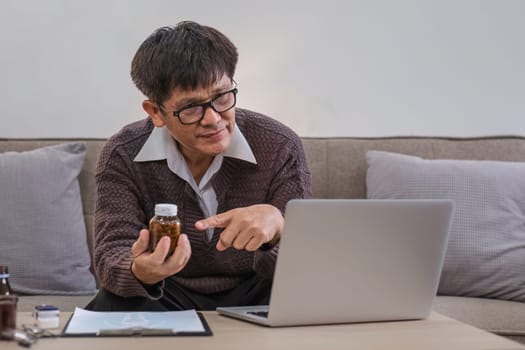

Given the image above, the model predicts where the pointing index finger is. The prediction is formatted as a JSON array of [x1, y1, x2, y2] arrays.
[[195, 211, 232, 230]]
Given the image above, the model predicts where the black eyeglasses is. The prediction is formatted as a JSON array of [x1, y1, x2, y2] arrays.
[[159, 86, 238, 125]]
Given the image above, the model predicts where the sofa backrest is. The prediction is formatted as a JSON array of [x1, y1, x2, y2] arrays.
[[302, 136, 525, 199], [3, 136, 525, 269]]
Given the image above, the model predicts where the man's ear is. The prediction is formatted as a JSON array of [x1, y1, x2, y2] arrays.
[[143, 100, 166, 127]]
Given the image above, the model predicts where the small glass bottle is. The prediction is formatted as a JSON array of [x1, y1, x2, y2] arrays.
[[0, 265, 17, 341], [0, 266, 12, 296], [149, 204, 181, 256]]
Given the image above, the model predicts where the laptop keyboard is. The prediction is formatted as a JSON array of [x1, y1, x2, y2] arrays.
[[247, 311, 268, 318]]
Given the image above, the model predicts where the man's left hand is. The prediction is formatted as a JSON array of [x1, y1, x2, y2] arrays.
[[195, 204, 283, 251]]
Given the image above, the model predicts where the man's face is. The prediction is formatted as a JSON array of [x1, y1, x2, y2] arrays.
[[147, 74, 236, 163]]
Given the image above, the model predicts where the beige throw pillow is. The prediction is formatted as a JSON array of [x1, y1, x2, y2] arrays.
[[0, 143, 96, 295], [366, 151, 525, 302]]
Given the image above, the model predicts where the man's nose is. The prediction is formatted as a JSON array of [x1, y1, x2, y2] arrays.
[[200, 104, 221, 125]]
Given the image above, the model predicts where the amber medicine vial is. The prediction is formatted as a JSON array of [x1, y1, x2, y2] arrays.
[[149, 203, 181, 256]]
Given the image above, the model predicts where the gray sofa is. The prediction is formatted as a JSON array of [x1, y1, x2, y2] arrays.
[[1, 136, 524, 344]]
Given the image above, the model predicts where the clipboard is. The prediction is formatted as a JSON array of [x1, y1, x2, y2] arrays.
[[61, 308, 212, 337]]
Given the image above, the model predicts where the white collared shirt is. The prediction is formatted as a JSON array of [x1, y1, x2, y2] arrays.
[[134, 124, 257, 240]]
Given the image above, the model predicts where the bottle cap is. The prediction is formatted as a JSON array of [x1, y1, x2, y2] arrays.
[[154, 203, 178, 216]]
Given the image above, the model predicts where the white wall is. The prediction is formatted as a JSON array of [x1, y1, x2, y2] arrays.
[[1, 0, 524, 138]]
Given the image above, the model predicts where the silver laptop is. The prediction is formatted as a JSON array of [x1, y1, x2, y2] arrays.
[[216, 199, 454, 327]]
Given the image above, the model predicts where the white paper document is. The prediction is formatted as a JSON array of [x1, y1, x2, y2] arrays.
[[63, 307, 206, 335]]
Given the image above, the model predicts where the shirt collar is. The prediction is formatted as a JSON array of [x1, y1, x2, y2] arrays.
[[134, 123, 257, 164]]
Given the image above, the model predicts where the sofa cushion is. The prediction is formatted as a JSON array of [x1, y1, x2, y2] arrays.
[[0, 143, 96, 295], [366, 151, 525, 302], [434, 296, 525, 344], [17, 295, 94, 313]]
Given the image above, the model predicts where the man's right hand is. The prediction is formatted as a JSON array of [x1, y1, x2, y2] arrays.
[[130, 229, 192, 285]]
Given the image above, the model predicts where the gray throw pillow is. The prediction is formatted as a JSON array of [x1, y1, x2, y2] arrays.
[[366, 151, 525, 302], [0, 143, 96, 295]]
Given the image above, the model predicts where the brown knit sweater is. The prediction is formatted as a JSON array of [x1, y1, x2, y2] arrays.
[[94, 108, 312, 297]]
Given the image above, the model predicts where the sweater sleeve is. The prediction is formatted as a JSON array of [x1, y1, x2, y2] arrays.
[[252, 135, 312, 278], [93, 142, 151, 298]]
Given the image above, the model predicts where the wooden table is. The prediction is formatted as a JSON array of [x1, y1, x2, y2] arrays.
[[3, 311, 524, 349]]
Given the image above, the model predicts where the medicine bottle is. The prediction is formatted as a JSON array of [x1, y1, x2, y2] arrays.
[[0, 266, 12, 296], [149, 204, 181, 256], [0, 265, 17, 341]]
